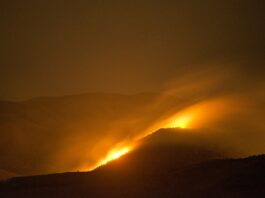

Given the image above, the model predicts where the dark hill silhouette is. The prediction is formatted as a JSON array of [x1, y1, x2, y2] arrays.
[[0, 93, 186, 178], [1, 129, 264, 197], [97, 128, 229, 174]]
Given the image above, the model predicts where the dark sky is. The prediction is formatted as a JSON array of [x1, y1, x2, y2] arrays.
[[1, 0, 265, 100]]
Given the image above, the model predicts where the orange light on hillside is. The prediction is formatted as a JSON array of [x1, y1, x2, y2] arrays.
[[168, 114, 193, 129], [98, 146, 131, 166], [165, 98, 236, 130], [110, 147, 130, 160], [82, 97, 237, 172], [80, 145, 134, 172]]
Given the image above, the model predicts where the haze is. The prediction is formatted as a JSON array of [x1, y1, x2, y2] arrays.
[[0, 0, 265, 182], [1, 0, 265, 100]]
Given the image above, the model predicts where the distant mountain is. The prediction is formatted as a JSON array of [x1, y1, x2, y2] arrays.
[[0, 93, 185, 178], [2, 129, 264, 197]]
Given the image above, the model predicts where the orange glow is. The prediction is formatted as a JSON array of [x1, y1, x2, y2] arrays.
[[168, 114, 193, 129], [138, 97, 238, 140], [164, 98, 237, 129], [97, 146, 131, 167], [84, 97, 238, 171], [108, 147, 130, 160]]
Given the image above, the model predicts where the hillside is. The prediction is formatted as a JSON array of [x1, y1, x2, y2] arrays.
[[2, 129, 265, 197], [0, 93, 185, 178]]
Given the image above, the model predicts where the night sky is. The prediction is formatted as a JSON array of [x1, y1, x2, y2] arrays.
[[1, 0, 265, 100]]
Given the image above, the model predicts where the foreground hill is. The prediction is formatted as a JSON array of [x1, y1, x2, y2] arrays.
[[0, 93, 184, 178], [1, 129, 264, 197]]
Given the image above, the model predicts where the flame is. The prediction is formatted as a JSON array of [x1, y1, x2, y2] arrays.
[[168, 114, 193, 129], [98, 146, 131, 167], [165, 98, 236, 129], [83, 97, 237, 171], [109, 147, 130, 160], [138, 97, 237, 140]]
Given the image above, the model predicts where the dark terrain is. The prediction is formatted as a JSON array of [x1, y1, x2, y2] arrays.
[[0, 93, 183, 178], [1, 130, 265, 198]]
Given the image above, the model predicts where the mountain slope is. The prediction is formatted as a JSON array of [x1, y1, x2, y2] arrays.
[[0, 93, 184, 177], [2, 129, 264, 197]]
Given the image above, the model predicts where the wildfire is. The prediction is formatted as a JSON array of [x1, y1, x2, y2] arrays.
[[168, 114, 193, 129], [109, 147, 130, 160], [84, 97, 236, 171], [98, 146, 131, 166], [165, 98, 235, 130]]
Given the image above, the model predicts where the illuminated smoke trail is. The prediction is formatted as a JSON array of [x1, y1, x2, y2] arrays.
[[80, 65, 265, 171], [138, 97, 238, 138], [85, 97, 238, 171]]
